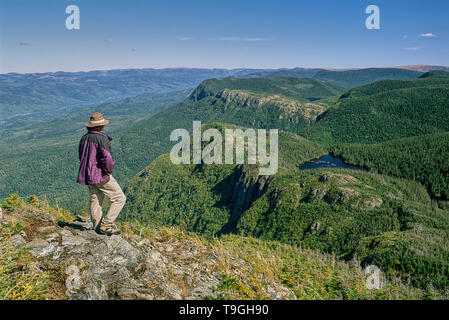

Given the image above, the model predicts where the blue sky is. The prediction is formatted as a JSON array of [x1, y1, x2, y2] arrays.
[[0, 0, 448, 73]]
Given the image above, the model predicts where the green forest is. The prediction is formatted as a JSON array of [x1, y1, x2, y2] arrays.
[[2, 69, 449, 295], [122, 123, 449, 290], [331, 132, 449, 199], [303, 72, 449, 144]]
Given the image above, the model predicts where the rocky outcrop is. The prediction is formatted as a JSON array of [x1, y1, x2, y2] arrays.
[[305, 188, 328, 203], [189, 83, 216, 102], [364, 197, 383, 209], [4, 207, 293, 300], [217, 90, 325, 120], [304, 173, 363, 205], [189, 83, 325, 121], [6, 218, 218, 300], [227, 165, 271, 225]]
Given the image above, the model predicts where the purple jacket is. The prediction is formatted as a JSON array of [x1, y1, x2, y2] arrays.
[[77, 131, 116, 185]]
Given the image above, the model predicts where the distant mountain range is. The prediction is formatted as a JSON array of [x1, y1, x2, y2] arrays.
[[2, 65, 447, 124], [0, 68, 264, 123], [394, 65, 449, 72], [243, 67, 424, 88]]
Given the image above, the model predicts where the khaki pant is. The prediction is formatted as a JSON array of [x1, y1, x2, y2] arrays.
[[88, 175, 126, 229]]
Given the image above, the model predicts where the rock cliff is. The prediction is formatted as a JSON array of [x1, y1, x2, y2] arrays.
[[1, 199, 294, 300]]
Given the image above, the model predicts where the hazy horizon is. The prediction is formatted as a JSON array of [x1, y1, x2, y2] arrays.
[[2, 64, 449, 76]]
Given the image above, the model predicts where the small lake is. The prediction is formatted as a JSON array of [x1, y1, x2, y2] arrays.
[[299, 154, 366, 171]]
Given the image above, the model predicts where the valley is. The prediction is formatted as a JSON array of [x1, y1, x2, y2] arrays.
[[2, 66, 449, 298]]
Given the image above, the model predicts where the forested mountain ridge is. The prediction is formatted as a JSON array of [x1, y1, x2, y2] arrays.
[[396, 65, 449, 72], [245, 68, 424, 88], [122, 123, 449, 291], [331, 132, 449, 200], [3, 72, 448, 214], [118, 71, 449, 293], [1, 66, 434, 124], [190, 77, 346, 102], [303, 71, 449, 144], [108, 77, 344, 187], [339, 70, 449, 99], [0, 77, 342, 213]]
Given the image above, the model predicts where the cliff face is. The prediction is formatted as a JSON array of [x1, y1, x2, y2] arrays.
[[217, 89, 326, 120], [1, 197, 295, 300], [227, 165, 271, 226], [190, 86, 325, 121]]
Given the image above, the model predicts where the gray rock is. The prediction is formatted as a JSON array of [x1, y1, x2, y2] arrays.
[[306, 188, 327, 203], [37, 226, 57, 233], [310, 221, 321, 234], [365, 197, 383, 209], [267, 285, 282, 299], [6, 207, 296, 301], [68, 278, 108, 300], [115, 287, 154, 300], [61, 231, 88, 248], [45, 232, 60, 242], [165, 285, 183, 299], [188, 276, 219, 299], [7, 234, 27, 248], [29, 238, 60, 257]]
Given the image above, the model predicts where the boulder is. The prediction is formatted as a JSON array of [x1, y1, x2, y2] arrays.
[[306, 188, 327, 203]]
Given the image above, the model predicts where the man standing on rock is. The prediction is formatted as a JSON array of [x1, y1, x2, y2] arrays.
[[77, 112, 126, 236]]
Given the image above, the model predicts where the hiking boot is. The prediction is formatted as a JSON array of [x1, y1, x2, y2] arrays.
[[96, 224, 121, 236]]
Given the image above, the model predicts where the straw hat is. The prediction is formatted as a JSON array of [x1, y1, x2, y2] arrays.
[[85, 112, 110, 127]]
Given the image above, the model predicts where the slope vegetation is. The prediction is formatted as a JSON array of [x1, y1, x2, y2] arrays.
[[2, 195, 432, 300], [246, 68, 422, 88], [122, 123, 449, 290], [0, 76, 342, 213], [190, 77, 346, 102], [304, 71, 449, 144], [331, 132, 449, 199]]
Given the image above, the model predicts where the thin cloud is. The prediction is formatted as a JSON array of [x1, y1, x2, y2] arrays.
[[19, 42, 32, 46], [419, 33, 436, 37], [176, 37, 193, 41], [403, 47, 421, 51], [209, 37, 272, 42]]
